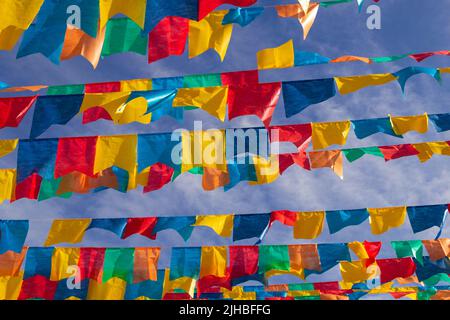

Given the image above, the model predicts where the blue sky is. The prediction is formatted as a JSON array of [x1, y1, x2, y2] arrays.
[[0, 0, 449, 296]]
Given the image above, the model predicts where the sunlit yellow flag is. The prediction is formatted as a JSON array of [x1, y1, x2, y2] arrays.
[[340, 261, 368, 283], [390, 113, 429, 135], [188, 11, 233, 61], [276, 3, 319, 39], [50, 248, 81, 281], [0, 169, 16, 204], [249, 155, 280, 185], [222, 287, 256, 300], [368, 206, 407, 235], [87, 277, 127, 300], [0, 0, 44, 50], [163, 269, 196, 297], [257, 40, 295, 70], [335, 74, 397, 95], [311, 121, 351, 150], [45, 219, 92, 246], [200, 246, 228, 278], [0, 139, 18, 158], [0, 273, 23, 300], [309, 150, 344, 179], [120, 79, 152, 92], [293, 211, 325, 239], [348, 241, 369, 260], [173, 87, 228, 121], [413, 142, 450, 162], [194, 214, 234, 238], [99, 0, 146, 29]]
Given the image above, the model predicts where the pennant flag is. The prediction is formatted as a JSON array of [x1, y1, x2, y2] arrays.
[[229, 246, 259, 283], [0, 221, 29, 254], [77, 248, 105, 282], [0, 169, 16, 204], [334, 74, 396, 95], [120, 79, 152, 92], [309, 150, 344, 178], [170, 247, 201, 280], [392, 67, 441, 92], [289, 244, 321, 274], [143, 163, 175, 193], [200, 246, 228, 278], [390, 113, 429, 135], [87, 218, 127, 237], [188, 11, 233, 61], [225, 156, 258, 191], [0, 0, 44, 50], [257, 40, 295, 70], [379, 144, 419, 161], [413, 142, 450, 162], [0, 249, 27, 277], [391, 240, 423, 265], [148, 17, 189, 63], [0, 273, 23, 300], [99, 0, 145, 29], [293, 211, 325, 239], [101, 18, 147, 58], [275, 3, 320, 39], [137, 133, 180, 172], [342, 147, 384, 162], [368, 207, 407, 235], [163, 269, 197, 297], [24, 248, 53, 279], [85, 81, 121, 93], [222, 7, 264, 27], [144, 0, 198, 33], [429, 113, 450, 132], [202, 167, 230, 191], [55, 136, 98, 178], [121, 218, 158, 240], [331, 55, 371, 64], [152, 216, 196, 241], [282, 78, 336, 117], [233, 214, 271, 242], [199, 0, 257, 20], [125, 270, 164, 300], [102, 248, 135, 283], [133, 248, 160, 283], [0, 139, 18, 158], [314, 243, 351, 274], [377, 258, 416, 284], [0, 96, 37, 129], [340, 261, 368, 283], [50, 247, 80, 281], [352, 117, 402, 139], [194, 215, 233, 238], [259, 245, 290, 274], [44, 219, 91, 246], [18, 275, 58, 300], [30, 94, 83, 138], [294, 50, 331, 66], [312, 121, 351, 150], [250, 155, 280, 185], [13, 173, 42, 201], [326, 209, 369, 234], [407, 205, 448, 234], [422, 239, 450, 261], [87, 277, 127, 300]]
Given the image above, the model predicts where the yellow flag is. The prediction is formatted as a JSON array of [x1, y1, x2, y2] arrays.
[[163, 269, 196, 297], [222, 287, 256, 300], [339, 261, 368, 283], [87, 277, 127, 300], [99, 0, 146, 29], [311, 121, 351, 150], [335, 74, 396, 95], [188, 11, 233, 61], [173, 87, 228, 121], [309, 150, 344, 179], [390, 113, 429, 135], [348, 241, 369, 260], [293, 211, 325, 239], [50, 248, 81, 281], [250, 155, 280, 185], [257, 40, 295, 70], [0, 0, 44, 50], [368, 206, 407, 235], [200, 246, 228, 278], [0, 139, 18, 158], [80, 91, 130, 115], [44, 219, 92, 246], [413, 142, 450, 162], [120, 79, 152, 92], [194, 214, 234, 238], [0, 273, 23, 300], [0, 169, 16, 204]]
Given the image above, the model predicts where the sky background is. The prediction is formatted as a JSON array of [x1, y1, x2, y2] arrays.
[[0, 0, 449, 297]]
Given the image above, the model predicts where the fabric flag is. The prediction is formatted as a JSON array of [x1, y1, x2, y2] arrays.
[[87, 218, 127, 237], [233, 213, 271, 242], [378, 144, 419, 161], [60, 25, 106, 68], [259, 245, 290, 274], [77, 248, 105, 282], [311, 121, 351, 150], [257, 40, 295, 70], [331, 55, 371, 64], [144, 0, 198, 33], [79, 91, 130, 124], [392, 67, 441, 92], [0, 139, 18, 158], [275, 3, 320, 39], [294, 50, 330, 66], [279, 151, 311, 173], [163, 268, 197, 297], [143, 162, 175, 193], [44, 219, 91, 246], [121, 218, 157, 240], [85, 81, 121, 93], [13, 173, 42, 201], [50, 247, 80, 281], [390, 113, 429, 135], [0, 273, 23, 300], [202, 167, 230, 191], [282, 78, 336, 117], [391, 240, 424, 265], [313, 243, 351, 274], [422, 239, 450, 261], [170, 247, 202, 280], [293, 211, 325, 239], [229, 246, 259, 283], [326, 209, 369, 234], [54, 278, 88, 300], [0, 0, 44, 50], [0, 169, 16, 204], [199, 0, 257, 20], [18, 275, 58, 300], [407, 205, 448, 234], [222, 7, 264, 27], [225, 156, 258, 191], [309, 150, 344, 178], [120, 79, 152, 92], [342, 147, 384, 162], [137, 133, 180, 172], [125, 270, 165, 300], [99, 0, 145, 29], [368, 207, 407, 235], [24, 247, 53, 279], [334, 74, 396, 95], [102, 248, 135, 283], [87, 277, 127, 300], [289, 244, 321, 274], [377, 258, 416, 284], [340, 261, 368, 283], [352, 117, 402, 139], [0, 221, 29, 254], [148, 17, 189, 63], [152, 216, 196, 241], [413, 142, 450, 163], [250, 155, 280, 185], [30, 94, 83, 138], [188, 11, 233, 61], [194, 215, 233, 238], [0, 96, 37, 129], [173, 86, 228, 121], [0, 249, 27, 277], [429, 113, 450, 132], [55, 136, 98, 178], [133, 248, 160, 283], [101, 18, 148, 58], [199, 246, 228, 278]]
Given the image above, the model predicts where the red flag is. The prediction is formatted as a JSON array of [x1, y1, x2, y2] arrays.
[[279, 151, 311, 174], [379, 144, 419, 161], [197, 274, 231, 294], [55, 136, 98, 178], [163, 292, 192, 300], [229, 246, 259, 279], [13, 173, 42, 201], [198, 0, 257, 20], [121, 217, 158, 239], [143, 163, 174, 193], [78, 248, 106, 282], [377, 258, 416, 284], [0, 96, 37, 128], [82, 106, 113, 124], [85, 81, 120, 93], [269, 123, 312, 148], [364, 241, 382, 267], [409, 51, 450, 62], [148, 17, 189, 64], [270, 210, 297, 227], [18, 275, 58, 300], [313, 281, 340, 291]]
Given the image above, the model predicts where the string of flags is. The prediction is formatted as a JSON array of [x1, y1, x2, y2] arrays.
[[1, 67, 450, 136]]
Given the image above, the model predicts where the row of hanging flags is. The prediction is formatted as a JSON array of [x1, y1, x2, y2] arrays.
[[0, 0, 381, 67], [0, 67, 449, 137], [0, 204, 448, 253], [0, 239, 448, 300]]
